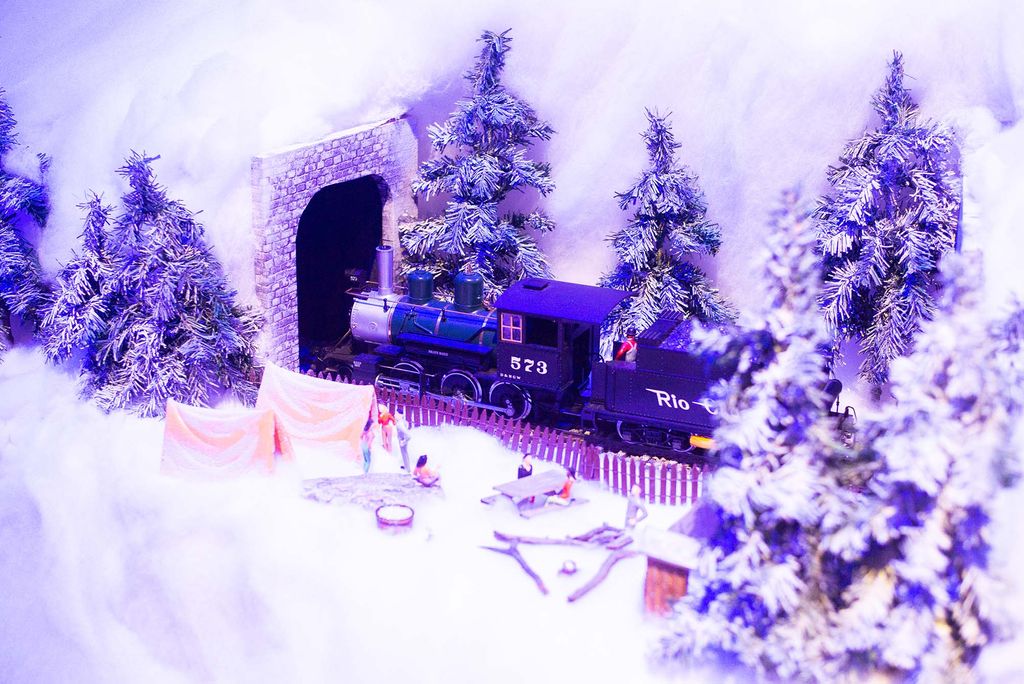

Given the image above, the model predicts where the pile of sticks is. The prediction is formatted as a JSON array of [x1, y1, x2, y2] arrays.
[[481, 524, 639, 602]]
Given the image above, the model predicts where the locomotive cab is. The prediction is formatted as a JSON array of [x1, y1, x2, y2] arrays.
[[492, 279, 632, 419]]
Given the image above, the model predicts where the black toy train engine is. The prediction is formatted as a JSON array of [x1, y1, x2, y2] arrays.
[[323, 246, 724, 452], [345, 246, 499, 403]]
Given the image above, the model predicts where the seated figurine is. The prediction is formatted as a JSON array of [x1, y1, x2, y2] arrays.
[[615, 328, 638, 363], [546, 467, 576, 506], [413, 454, 440, 487], [517, 454, 533, 479]]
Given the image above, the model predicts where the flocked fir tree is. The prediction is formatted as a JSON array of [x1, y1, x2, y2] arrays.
[[662, 191, 871, 682], [816, 52, 960, 388], [41, 194, 116, 364], [400, 29, 555, 301], [0, 88, 49, 357], [600, 110, 733, 354], [71, 153, 260, 417], [663, 192, 1020, 681], [821, 253, 1023, 682]]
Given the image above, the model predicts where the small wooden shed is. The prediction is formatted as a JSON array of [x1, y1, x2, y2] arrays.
[[636, 502, 719, 615]]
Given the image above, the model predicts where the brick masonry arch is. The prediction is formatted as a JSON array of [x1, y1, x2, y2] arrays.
[[251, 117, 417, 368]]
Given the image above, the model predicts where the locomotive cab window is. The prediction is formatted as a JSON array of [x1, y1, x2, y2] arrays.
[[500, 313, 523, 343], [524, 316, 558, 347]]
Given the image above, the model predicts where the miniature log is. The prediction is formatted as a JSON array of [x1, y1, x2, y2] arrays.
[[482, 542, 548, 595], [493, 530, 587, 547], [566, 549, 638, 603], [605, 535, 634, 550], [570, 523, 621, 543]]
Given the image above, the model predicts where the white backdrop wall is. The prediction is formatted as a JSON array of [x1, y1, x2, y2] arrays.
[[3, 0, 1021, 315]]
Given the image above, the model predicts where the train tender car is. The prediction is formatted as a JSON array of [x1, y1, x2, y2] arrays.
[[584, 312, 723, 451]]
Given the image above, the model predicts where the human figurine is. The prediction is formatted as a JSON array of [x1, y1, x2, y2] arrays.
[[518, 454, 535, 503], [547, 467, 576, 506], [517, 454, 533, 479], [615, 328, 638, 363], [413, 454, 440, 487], [359, 415, 375, 474], [624, 484, 649, 529], [378, 409, 396, 453], [394, 408, 412, 471]]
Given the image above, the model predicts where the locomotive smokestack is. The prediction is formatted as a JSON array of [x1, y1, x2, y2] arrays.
[[376, 245, 394, 296]]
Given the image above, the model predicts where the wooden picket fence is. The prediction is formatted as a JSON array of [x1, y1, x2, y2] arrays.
[[308, 368, 707, 506]]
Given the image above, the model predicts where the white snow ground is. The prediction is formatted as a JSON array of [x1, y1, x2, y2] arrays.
[[0, 349, 706, 683], [3, 1, 1024, 681]]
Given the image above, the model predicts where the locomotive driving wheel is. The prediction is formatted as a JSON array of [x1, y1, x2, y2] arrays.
[[375, 359, 424, 394], [440, 369, 482, 403], [489, 382, 532, 421], [616, 420, 639, 444]]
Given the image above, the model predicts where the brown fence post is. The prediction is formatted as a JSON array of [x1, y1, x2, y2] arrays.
[[663, 462, 671, 505], [669, 464, 679, 505], [521, 425, 534, 456], [647, 464, 656, 504], [587, 445, 601, 480]]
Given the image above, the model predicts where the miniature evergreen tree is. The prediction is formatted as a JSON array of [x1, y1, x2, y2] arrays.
[[400, 29, 555, 301], [816, 52, 960, 388], [823, 254, 1022, 681], [0, 89, 49, 356], [662, 191, 865, 682], [41, 194, 115, 364], [85, 153, 260, 416], [599, 110, 733, 354]]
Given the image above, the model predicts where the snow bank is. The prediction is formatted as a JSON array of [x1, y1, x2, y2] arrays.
[[4, 1, 1024, 680], [0, 349, 708, 683]]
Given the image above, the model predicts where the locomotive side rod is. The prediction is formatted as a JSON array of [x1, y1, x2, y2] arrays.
[[423, 391, 516, 417]]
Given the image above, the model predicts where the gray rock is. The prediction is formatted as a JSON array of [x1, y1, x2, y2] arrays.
[[302, 473, 444, 511]]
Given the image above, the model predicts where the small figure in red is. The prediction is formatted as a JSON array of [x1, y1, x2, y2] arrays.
[[378, 408, 396, 453], [547, 467, 576, 506], [615, 328, 638, 363], [413, 454, 440, 487]]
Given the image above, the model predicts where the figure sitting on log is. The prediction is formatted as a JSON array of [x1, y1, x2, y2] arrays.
[[413, 454, 440, 487]]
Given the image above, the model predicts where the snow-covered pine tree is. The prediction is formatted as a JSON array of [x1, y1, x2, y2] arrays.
[[823, 253, 1023, 681], [662, 190, 864, 682], [0, 88, 49, 356], [41, 194, 115, 364], [816, 52, 960, 388], [88, 152, 260, 417], [599, 110, 733, 354], [400, 29, 555, 301]]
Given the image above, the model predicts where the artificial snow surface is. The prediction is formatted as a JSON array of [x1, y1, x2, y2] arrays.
[[4, 1, 1024, 681], [0, 349, 703, 683]]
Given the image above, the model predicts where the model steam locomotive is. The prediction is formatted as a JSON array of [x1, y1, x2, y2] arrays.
[[306, 245, 749, 452]]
